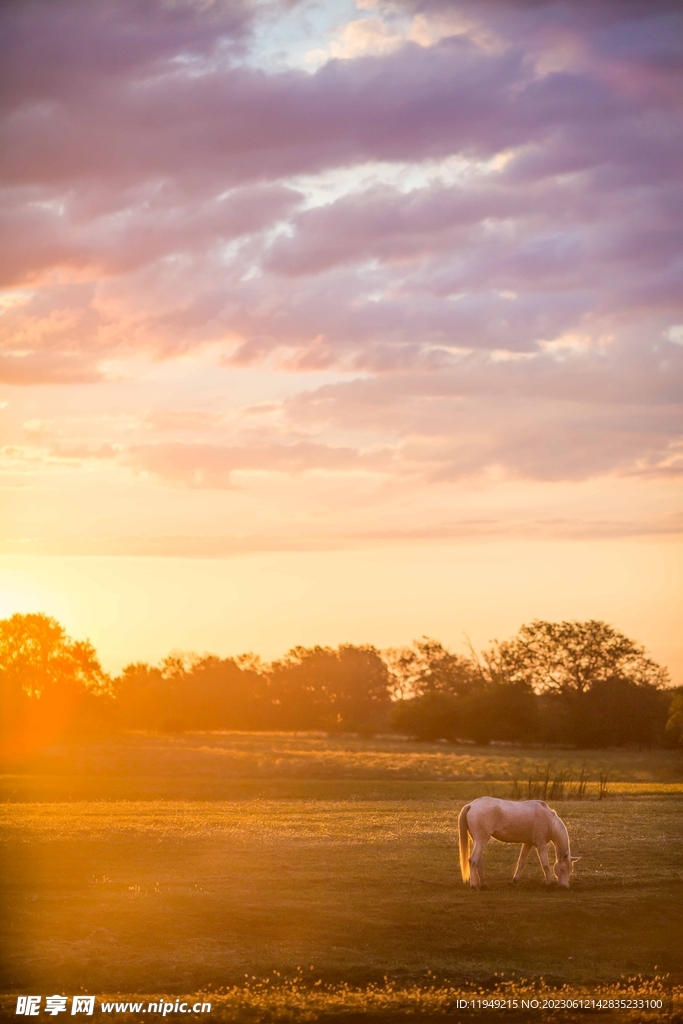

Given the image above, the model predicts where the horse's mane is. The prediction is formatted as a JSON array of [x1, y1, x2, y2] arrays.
[[550, 810, 570, 858]]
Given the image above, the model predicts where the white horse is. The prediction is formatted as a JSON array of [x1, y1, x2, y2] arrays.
[[458, 797, 579, 889]]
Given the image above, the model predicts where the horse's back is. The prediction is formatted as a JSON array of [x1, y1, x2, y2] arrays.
[[467, 796, 553, 845]]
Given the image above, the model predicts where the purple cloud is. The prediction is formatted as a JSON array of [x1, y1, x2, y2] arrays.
[[0, 0, 680, 489]]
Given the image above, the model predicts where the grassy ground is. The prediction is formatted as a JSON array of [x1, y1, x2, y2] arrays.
[[2, 731, 682, 800], [1, 734, 682, 1021]]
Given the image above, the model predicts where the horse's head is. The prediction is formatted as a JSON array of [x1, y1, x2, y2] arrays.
[[554, 854, 580, 888]]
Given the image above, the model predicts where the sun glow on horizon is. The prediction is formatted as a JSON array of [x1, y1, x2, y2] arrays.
[[0, 539, 680, 683]]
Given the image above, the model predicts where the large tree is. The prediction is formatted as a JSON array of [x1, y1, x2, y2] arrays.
[[0, 613, 110, 754], [667, 689, 683, 745], [389, 637, 537, 744], [485, 619, 669, 696], [484, 620, 670, 747], [113, 652, 270, 732], [268, 644, 391, 733], [0, 613, 108, 698], [386, 637, 477, 700]]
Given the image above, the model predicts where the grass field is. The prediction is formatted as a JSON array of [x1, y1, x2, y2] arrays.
[[2, 731, 682, 800], [1, 733, 682, 1021]]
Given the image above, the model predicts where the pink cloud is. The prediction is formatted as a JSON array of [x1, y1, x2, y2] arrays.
[[0, 0, 680, 491], [126, 440, 394, 488]]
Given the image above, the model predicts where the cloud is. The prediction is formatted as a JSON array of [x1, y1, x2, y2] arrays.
[[307, 17, 409, 64], [1, 1, 679, 373], [0, 26, 529, 193], [0, 0, 680, 536], [284, 339, 683, 481], [126, 439, 394, 488], [0, 183, 302, 288], [4, 508, 682, 558], [0, 351, 100, 385]]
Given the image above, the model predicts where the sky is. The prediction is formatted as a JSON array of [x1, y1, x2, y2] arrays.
[[0, 0, 681, 677]]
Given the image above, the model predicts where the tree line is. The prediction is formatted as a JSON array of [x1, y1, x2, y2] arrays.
[[1, 612, 681, 756]]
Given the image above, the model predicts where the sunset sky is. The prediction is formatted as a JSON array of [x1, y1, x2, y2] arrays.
[[1, 0, 681, 677]]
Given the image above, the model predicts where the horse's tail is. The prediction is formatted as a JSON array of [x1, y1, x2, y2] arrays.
[[458, 804, 471, 883]]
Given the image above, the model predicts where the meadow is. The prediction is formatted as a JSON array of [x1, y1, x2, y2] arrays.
[[3, 731, 682, 801], [1, 733, 682, 1021]]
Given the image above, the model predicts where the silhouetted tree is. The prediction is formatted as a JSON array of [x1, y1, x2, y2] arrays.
[[465, 680, 539, 745], [666, 688, 683, 746], [485, 619, 668, 695], [391, 691, 460, 741], [577, 676, 670, 747], [483, 620, 670, 747], [1, 613, 674, 750], [177, 653, 271, 730], [113, 652, 269, 732], [268, 644, 391, 733], [113, 643, 391, 735], [390, 622, 671, 748], [0, 613, 110, 754], [390, 637, 539, 744], [112, 661, 170, 731], [386, 637, 477, 700]]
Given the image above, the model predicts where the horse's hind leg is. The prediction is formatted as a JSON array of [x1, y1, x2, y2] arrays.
[[469, 838, 488, 890], [513, 843, 532, 883], [536, 842, 553, 885]]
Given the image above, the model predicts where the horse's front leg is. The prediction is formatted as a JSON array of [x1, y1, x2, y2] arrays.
[[536, 842, 553, 884], [470, 838, 488, 890], [513, 843, 533, 883]]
